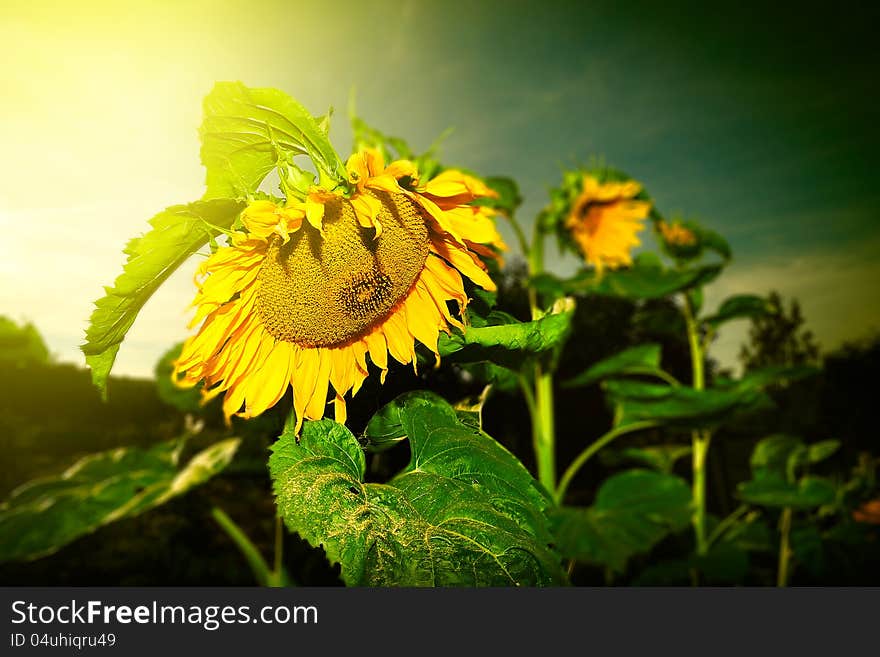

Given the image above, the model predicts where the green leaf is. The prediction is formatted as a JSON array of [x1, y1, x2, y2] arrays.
[[0, 317, 50, 367], [687, 287, 704, 315], [201, 81, 346, 198], [479, 177, 522, 216], [738, 475, 836, 509], [564, 343, 663, 388], [271, 392, 565, 586], [720, 516, 775, 553], [532, 253, 721, 301], [438, 303, 574, 370], [722, 364, 819, 391], [699, 228, 731, 260], [549, 470, 692, 573], [703, 294, 771, 329], [154, 343, 204, 414], [81, 199, 245, 398], [0, 437, 240, 563], [749, 434, 805, 480], [603, 380, 771, 429], [807, 440, 841, 464]]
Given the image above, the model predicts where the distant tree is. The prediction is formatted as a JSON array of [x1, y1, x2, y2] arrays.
[[739, 291, 819, 370], [0, 316, 50, 368]]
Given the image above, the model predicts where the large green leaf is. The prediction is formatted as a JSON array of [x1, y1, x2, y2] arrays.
[[603, 380, 771, 428], [532, 253, 721, 301], [703, 294, 771, 329], [81, 199, 245, 398], [549, 470, 692, 572], [564, 343, 664, 388], [437, 304, 574, 370], [271, 392, 565, 586], [0, 437, 240, 563], [201, 81, 346, 198]]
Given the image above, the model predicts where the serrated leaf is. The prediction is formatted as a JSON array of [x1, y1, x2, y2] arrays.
[[603, 380, 771, 429], [201, 81, 346, 198], [271, 392, 564, 586], [564, 343, 663, 388], [549, 470, 692, 572], [81, 199, 245, 397], [437, 304, 574, 370], [0, 437, 240, 562], [704, 294, 771, 329]]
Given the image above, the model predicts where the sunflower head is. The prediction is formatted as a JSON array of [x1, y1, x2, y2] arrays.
[[548, 170, 652, 273], [173, 146, 505, 433], [655, 218, 702, 260]]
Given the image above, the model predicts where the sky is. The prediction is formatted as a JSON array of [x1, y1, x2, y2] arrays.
[[1, 0, 878, 378]]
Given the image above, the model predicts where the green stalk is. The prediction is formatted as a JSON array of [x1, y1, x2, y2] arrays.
[[683, 295, 711, 556], [534, 365, 557, 492], [526, 219, 557, 493], [705, 504, 749, 549], [555, 421, 658, 504], [777, 507, 793, 587], [273, 513, 284, 576], [212, 507, 274, 587], [691, 431, 711, 556]]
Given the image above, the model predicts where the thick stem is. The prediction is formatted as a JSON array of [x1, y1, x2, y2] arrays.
[[534, 365, 557, 493], [555, 421, 658, 504], [683, 295, 710, 556], [525, 221, 557, 494], [692, 431, 711, 556], [777, 507, 793, 587], [212, 507, 273, 587], [273, 513, 284, 576], [504, 212, 531, 262]]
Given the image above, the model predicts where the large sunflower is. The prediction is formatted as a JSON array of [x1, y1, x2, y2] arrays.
[[173, 148, 504, 432], [564, 176, 651, 272]]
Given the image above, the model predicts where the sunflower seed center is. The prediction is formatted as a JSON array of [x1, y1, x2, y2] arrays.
[[256, 191, 430, 347]]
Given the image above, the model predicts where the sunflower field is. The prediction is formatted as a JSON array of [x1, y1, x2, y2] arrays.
[[1, 83, 878, 587]]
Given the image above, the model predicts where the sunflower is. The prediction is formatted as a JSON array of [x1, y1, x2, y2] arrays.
[[564, 176, 651, 272], [657, 219, 698, 247], [173, 148, 504, 432]]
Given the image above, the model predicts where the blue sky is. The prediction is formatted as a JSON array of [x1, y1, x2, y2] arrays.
[[1, 0, 877, 376]]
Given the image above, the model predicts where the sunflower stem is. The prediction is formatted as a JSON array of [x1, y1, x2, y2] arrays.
[[777, 507, 793, 587], [526, 218, 557, 494], [555, 421, 658, 504], [683, 294, 711, 558], [211, 507, 274, 587], [503, 211, 530, 263], [534, 365, 557, 493]]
